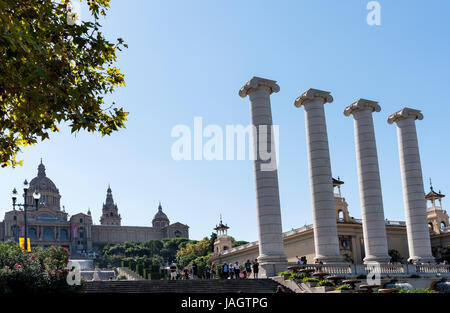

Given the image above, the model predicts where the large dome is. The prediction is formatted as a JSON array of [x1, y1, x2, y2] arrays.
[[152, 203, 169, 228], [29, 162, 59, 193]]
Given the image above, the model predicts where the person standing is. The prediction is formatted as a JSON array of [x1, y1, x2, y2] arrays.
[[211, 263, 217, 279], [192, 262, 198, 280], [252, 260, 259, 279], [222, 263, 229, 279], [244, 259, 252, 278], [205, 265, 211, 280], [229, 263, 234, 279], [234, 262, 240, 279], [183, 266, 189, 280], [169, 263, 178, 280]]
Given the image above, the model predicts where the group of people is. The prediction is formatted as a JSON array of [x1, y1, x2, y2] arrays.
[[221, 259, 259, 279], [296, 256, 308, 265]]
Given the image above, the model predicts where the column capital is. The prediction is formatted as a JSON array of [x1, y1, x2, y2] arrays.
[[387, 107, 423, 124], [344, 99, 381, 117], [239, 76, 280, 98], [294, 88, 333, 108]]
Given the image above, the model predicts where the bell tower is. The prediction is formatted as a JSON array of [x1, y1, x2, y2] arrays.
[[333, 177, 351, 222], [100, 185, 121, 226], [426, 182, 449, 234], [213, 216, 232, 255]]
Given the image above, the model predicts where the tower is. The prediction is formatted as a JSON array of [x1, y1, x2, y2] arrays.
[[426, 183, 449, 234], [100, 186, 121, 226], [333, 177, 351, 223], [213, 216, 232, 255]]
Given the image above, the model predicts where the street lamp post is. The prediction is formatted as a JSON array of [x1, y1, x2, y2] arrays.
[[11, 180, 40, 251]]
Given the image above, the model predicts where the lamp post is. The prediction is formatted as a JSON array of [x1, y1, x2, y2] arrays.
[[11, 180, 40, 251]]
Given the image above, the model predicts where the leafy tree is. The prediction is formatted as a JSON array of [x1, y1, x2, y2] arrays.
[[208, 232, 217, 252], [177, 237, 210, 259], [0, 0, 128, 167], [389, 249, 404, 263]]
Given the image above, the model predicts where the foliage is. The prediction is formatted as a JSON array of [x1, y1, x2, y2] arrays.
[[397, 287, 437, 293], [289, 273, 306, 281], [389, 249, 404, 263], [177, 237, 210, 259], [318, 279, 335, 287], [336, 284, 354, 290], [0, 243, 76, 293], [278, 271, 291, 277], [302, 277, 319, 283], [0, 0, 128, 167], [116, 273, 127, 281]]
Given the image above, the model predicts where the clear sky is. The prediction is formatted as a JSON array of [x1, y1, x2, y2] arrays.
[[1, 0, 450, 242]]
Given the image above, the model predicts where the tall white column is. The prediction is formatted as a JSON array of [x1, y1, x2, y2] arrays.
[[239, 77, 287, 276], [294, 89, 342, 263], [388, 108, 434, 262], [344, 99, 390, 263]]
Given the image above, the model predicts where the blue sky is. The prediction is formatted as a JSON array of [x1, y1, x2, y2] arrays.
[[1, 0, 450, 242]]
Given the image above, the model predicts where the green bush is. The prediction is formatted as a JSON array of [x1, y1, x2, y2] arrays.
[[289, 273, 306, 281], [318, 279, 335, 287], [116, 274, 127, 281], [302, 277, 319, 283], [397, 287, 436, 293], [278, 271, 291, 277], [336, 284, 354, 290], [0, 243, 77, 293]]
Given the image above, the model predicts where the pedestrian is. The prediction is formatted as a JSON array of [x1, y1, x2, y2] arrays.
[[301, 256, 307, 264], [244, 259, 252, 278], [252, 260, 259, 278], [222, 262, 229, 279], [296, 255, 302, 265], [183, 266, 189, 280], [169, 263, 178, 280], [205, 265, 211, 280], [211, 263, 217, 279], [192, 262, 198, 280], [229, 263, 234, 279], [234, 261, 240, 279]]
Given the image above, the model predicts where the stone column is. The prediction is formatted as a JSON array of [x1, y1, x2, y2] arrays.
[[239, 77, 287, 276], [344, 99, 390, 263], [388, 108, 434, 262], [294, 89, 342, 263]]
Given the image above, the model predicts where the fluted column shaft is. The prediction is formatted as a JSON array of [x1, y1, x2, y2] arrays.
[[344, 100, 389, 263], [388, 108, 434, 262], [295, 89, 342, 263], [239, 77, 287, 268]]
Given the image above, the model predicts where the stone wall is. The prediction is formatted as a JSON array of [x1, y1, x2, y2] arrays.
[[91, 225, 163, 244]]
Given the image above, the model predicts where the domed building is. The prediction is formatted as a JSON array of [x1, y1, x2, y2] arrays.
[[0, 161, 189, 254]]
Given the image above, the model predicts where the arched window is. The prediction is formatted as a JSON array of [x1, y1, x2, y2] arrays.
[[60, 229, 68, 241], [338, 211, 344, 221], [11, 225, 19, 238], [44, 228, 54, 240], [29, 228, 37, 240], [441, 222, 446, 229], [428, 223, 433, 231]]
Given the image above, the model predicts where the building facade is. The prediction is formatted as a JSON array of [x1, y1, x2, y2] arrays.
[[0, 161, 189, 253]]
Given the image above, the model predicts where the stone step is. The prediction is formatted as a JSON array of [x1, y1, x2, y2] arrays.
[[83, 279, 288, 293]]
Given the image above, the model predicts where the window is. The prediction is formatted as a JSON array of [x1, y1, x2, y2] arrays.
[[60, 229, 68, 241], [29, 228, 37, 240], [44, 228, 54, 240], [80, 218, 83, 223], [441, 222, 446, 229], [174, 230, 182, 238]]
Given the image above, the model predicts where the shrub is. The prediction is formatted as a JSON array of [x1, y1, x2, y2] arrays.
[[289, 273, 306, 281], [302, 277, 319, 284], [0, 244, 77, 293], [397, 287, 437, 293], [318, 279, 335, 287], [336, 284, 354, 290], [116, 274, 127, 281], [278, 271, 291, 277]]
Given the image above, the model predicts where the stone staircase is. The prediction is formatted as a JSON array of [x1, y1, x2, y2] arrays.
[[83, 279, 290, 293]]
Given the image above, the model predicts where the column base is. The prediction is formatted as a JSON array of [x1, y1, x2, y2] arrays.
[[363, 255, 391, 264], [258, 254, 288, 277]]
